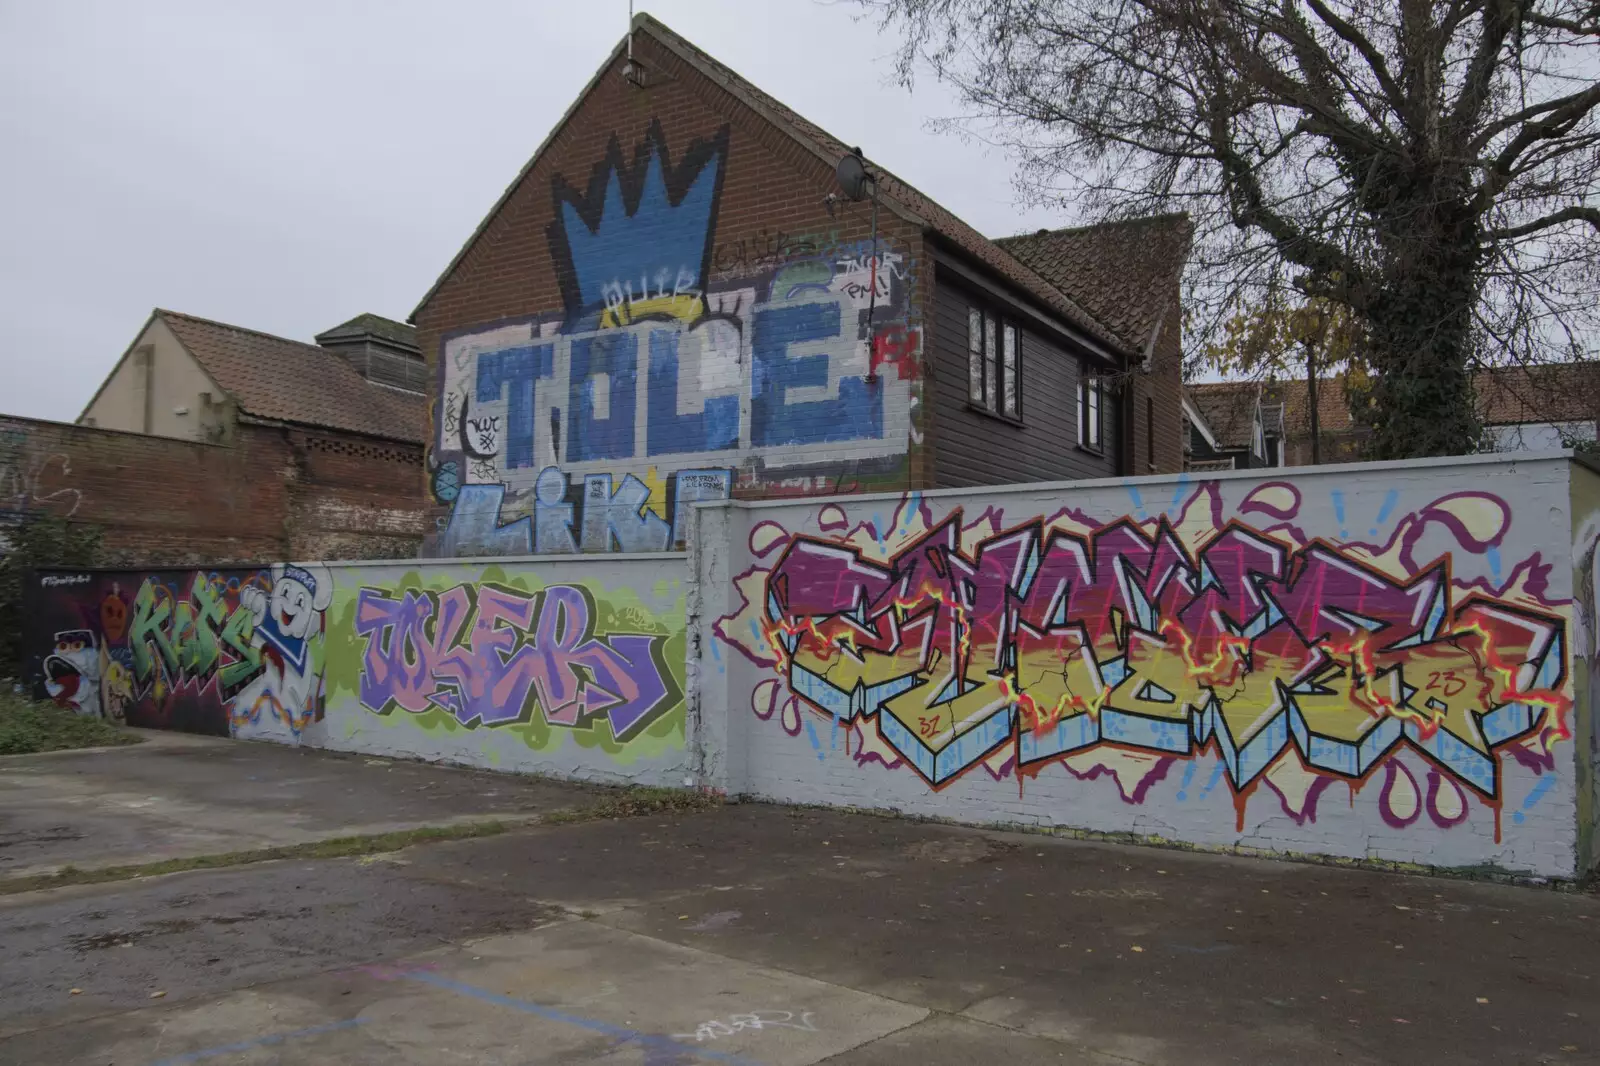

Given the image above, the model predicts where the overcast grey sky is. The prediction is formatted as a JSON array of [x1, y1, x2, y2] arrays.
[[0, 0, 1072, 423]]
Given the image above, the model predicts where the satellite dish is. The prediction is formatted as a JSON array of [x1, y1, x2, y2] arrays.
[[835, 149, 874, 201]]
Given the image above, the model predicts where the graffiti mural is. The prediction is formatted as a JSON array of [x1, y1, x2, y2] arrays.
[[0, 428, 83, 543], [353, 582, 680, 740], [321, 564, 689, 764], [718, 481, 1575, 834], [426, 119, 920, 555], [26, 566, 330, 738]]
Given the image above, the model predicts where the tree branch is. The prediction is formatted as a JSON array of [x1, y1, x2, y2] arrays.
[[1486, 205, 1600, 241], [1300, 0, 1408, 110]]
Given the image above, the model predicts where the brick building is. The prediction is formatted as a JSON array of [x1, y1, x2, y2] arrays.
[[1185, 362, 1600, 469], [0, 309, 431, 564], [411, 14, 1191, 555], [1184, 382, 1285, 470]]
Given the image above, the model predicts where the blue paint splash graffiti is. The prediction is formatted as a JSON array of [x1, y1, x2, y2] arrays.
[[1512, 774, 1555, 825]]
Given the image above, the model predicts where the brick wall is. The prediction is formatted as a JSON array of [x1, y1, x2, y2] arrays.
[[282, 428, 427, 561], [0, 415, 424, 566], [1137, 303, 1186, 475], [415, 31, 928, 555]]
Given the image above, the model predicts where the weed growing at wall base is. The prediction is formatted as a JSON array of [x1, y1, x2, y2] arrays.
[[0, 820, 514, 896], [0, 691, 140, 755], [541, 786, 721, 825]]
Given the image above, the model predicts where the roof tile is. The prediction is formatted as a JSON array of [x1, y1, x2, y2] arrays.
[[994, 215, 1193, 348], [1188, 382, 1261, 450], [1193, 363, 1600, 451], [645, 16, 1138, 353], [315, 313, 419, 352], [158, 310, 427, 444]]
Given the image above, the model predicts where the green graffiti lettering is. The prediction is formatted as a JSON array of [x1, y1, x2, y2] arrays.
[[130, 580, 177, 680], [218, 603, 262, 690], [177, 574, 226, 676]]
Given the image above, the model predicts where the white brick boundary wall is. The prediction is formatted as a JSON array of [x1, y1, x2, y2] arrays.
[[139, 453, 1596, 880], [687, 453, 1600, 881]]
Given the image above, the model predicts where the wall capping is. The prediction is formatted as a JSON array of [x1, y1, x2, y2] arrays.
[[693, 450, 1580, 514]]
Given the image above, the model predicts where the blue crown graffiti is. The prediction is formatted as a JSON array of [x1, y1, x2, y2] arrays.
[[547, 120, 730, 324]]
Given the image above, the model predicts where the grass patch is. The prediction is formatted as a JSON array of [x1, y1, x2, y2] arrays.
[[0, 820, 513, 896], [542, 786, 723, 826], [0, 691, 143, 755]]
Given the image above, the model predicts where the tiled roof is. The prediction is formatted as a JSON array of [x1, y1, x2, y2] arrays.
[[157, 310, 427, 444], [315, 313, 419, 352], [994, 214, 1193, 349], [1475, 364, 1600, 425], [642, 16, 1133, 354], [1188, 382, 1261, 450], [1265, 377, 1358, 436], [1260, 401, 1286, 435], [1194, 364, 1600, 451], [413, 14, 1162, 358]]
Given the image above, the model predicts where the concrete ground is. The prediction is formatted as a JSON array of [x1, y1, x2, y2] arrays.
[[1, 739, 1596, 1065], [0, 730, 604, 877]]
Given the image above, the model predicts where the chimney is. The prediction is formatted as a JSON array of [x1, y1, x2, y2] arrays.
[[314, 314, 426, 393]]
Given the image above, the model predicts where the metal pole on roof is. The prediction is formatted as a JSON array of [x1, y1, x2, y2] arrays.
[[833, 148, 881, 382], [866, 182, 880, 383]]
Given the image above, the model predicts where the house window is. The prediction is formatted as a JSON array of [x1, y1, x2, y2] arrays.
[[967, 305, 1019, 419], [1078, 363, 1104, 451]]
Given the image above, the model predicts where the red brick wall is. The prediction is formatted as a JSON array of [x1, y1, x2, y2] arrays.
[[415, 30, 930, 552], [0, 415, 424, 566], [281, 428, 427, 561]]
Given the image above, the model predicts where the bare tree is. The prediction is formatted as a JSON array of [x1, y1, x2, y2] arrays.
[[862, 0, 1600, 458]]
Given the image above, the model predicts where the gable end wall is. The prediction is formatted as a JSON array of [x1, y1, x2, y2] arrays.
[[415, 32, 932, 557]]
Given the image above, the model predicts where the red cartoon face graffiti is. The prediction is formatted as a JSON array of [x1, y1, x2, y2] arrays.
[[101, 591, 128, 643]]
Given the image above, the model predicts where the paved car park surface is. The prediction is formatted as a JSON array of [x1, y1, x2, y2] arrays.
[[1, 737, 1595, 1064]]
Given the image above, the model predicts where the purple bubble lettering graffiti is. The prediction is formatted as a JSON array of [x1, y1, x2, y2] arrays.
[[354, 582, 681, 742]]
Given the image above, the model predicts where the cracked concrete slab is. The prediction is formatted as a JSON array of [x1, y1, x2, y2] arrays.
[[0, 856, 563, 1039], [5, 919, 928, 1065]]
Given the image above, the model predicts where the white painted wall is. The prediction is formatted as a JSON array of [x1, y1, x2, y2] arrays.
[[109, 453, 1598, 880], [692, 453, 1597, 879], [245, 553, 697, 789], [79, 317, 229, 441]]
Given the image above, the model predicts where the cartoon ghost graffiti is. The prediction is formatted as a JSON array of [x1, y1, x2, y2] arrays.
[[43, 629, 101, 718], [234, 563, 332, 737]]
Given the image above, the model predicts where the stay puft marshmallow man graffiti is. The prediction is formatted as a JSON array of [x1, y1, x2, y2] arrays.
[[233, 563, 332, 739]]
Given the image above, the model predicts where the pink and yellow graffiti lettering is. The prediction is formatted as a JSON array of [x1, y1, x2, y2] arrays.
[[758, 511, 1568, 799]]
